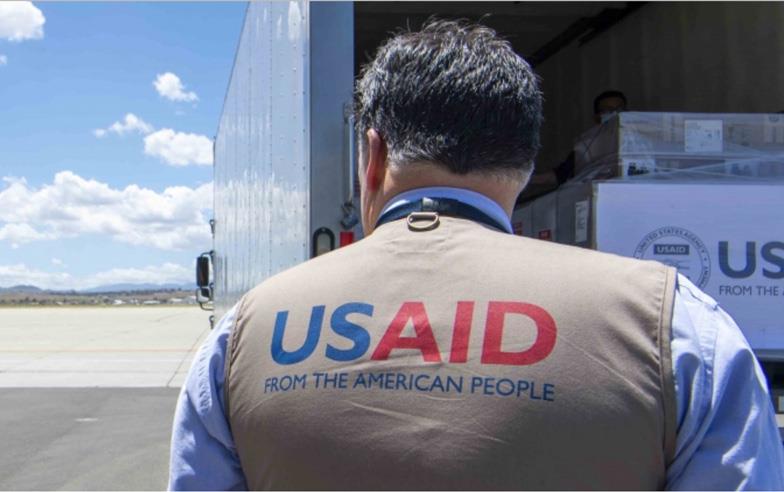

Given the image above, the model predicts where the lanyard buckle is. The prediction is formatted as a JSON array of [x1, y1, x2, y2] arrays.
[[406, 211, 440, 231]]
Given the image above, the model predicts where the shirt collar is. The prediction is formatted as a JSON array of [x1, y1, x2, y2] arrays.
[[380, 186, 513, 233]]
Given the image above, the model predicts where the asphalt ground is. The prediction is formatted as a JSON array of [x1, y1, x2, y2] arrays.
[[0, 388, 178, 490], [0, 307, 211, 490], [0, 307, 210, 388]]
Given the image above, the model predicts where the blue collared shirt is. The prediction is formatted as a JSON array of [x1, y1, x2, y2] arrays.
[[169, 187, 784, 491], [380, 187, 514, 234]]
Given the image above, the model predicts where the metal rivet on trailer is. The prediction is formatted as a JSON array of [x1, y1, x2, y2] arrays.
[[407, 212, 440, 231]]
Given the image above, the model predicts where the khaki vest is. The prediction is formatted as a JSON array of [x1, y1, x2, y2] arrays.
[[226, 215, 677, 490]]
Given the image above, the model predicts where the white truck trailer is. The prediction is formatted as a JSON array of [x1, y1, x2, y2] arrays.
[[196, 0, 784, 433]]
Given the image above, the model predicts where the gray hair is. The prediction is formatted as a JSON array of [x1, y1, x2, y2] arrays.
[[355, 19, 543, 177]]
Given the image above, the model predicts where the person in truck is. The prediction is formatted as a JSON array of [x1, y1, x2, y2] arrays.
[[529, 90, 628, 188], [169, 20, 784, 490]]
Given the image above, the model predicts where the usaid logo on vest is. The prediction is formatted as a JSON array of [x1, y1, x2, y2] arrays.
[[634, 226, 711, 288], [270, 301, 558, 367]]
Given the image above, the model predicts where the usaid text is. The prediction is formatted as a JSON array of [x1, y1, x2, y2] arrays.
[[270, 301, 558, 366], [719, 241, 784, 279]]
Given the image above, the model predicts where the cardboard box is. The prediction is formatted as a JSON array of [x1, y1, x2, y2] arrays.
[[574, 153, 784, 181], [517, 192, 558, 241], [555, 182, 594, 247], [554, 180, 784, 351], [531, 191, 558, 241], [511, 202, 533, 237], [574, 112, 784, 175]]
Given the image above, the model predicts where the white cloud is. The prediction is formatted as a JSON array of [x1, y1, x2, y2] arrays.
[[2, 176, 26, 186], [0, 223, 55, 248], [0, 262, 193, 291], [0, 171, 212, 251], [0, 2, 45, 42], [51, 258, 64, 267], [94, 113, 153, 138], [153, 72, 198, 102], [144, 129, 212, 166], [0, 264, 73, 290], [0, 55, 7, 66]]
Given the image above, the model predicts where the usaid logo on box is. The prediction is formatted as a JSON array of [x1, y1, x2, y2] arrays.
[[592, 182, 783, 350], [633, 226, 711, 288], [654, 244, 690, 255]]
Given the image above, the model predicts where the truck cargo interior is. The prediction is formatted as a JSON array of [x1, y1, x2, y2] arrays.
[[351, 1, 784, 424], [353, 2, 783, 199]]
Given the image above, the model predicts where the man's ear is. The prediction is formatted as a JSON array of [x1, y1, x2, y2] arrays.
[[365, 129, 388, 192]]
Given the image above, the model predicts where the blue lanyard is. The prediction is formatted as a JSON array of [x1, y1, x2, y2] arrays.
[[375, 197, 510, 233]]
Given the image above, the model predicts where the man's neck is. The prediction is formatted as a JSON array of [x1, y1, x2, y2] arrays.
[[378, 163, 526, 217], [378, 186, 514, 234]]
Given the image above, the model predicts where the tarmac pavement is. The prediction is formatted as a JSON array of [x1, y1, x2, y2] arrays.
[[0, 307, 210, 388], [0, 307, 211, 490], [0, 388, 179, 490]]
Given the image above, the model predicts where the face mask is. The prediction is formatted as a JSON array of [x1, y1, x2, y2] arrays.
[[600, 111, 618, 123]]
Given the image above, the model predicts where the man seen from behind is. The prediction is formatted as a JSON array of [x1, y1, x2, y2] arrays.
[[169, 20, 784, 490]]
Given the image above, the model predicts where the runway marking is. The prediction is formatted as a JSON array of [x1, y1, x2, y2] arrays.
[[75, 418, 98, 423]]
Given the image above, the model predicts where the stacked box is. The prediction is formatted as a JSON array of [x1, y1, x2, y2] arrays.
[[525, 112, 784, 355], [515, 192, 558, 241], [530, 192, 558, 241], [573, 112, 784, 179], [511, 202, 533, 237], [554, 182, 594, 247], [552, 180, 784, 352]]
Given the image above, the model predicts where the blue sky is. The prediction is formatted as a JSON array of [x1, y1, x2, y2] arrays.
[[0, 1, 246, 289]]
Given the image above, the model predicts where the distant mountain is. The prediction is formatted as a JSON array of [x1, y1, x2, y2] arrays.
[[0, 285, 43, 294], [81, 283, 196, 294], [0, 283, 195, 294]]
